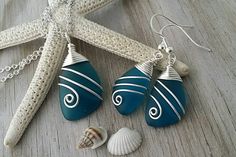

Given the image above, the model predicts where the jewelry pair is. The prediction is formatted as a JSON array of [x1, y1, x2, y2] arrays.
[[112, 14, 211, 127], [112, 41, 184, 127]]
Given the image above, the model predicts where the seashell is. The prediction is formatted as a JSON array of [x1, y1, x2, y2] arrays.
[[107, 127, 142, 155], [112, 61, 153, 115], [77, 126, 108, 149], [58, 44, 103, 121], [145, 66, 187, 127]]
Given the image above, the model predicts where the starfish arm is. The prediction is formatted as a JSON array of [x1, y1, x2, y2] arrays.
[[4, 25, 67, 148], [73, 0, 113, 15], [48, 0, 113, 15], [70, 17, 189, 76], [0, 19, 43, 50]]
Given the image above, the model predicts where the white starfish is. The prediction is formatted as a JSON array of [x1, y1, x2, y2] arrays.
[[0, 0, 189, 148]]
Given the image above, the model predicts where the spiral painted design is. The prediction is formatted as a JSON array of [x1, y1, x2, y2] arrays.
[[112, 94, 122, 106], [59, 83, 79, 108], [149, 95, 162, 120], [65, 94, 74, 103], [112, 89, 143, 106]]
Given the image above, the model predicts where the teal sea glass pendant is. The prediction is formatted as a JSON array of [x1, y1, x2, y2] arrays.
[[112, 61, 153, 115], [145, 66, 187, 127], [59, 44, 103, 121]]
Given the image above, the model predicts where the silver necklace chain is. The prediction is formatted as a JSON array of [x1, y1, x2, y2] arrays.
[[0, 0, 74, 83], [0, 47, 43, 83]]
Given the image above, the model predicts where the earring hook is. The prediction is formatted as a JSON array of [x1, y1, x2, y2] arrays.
[[160, 24, 212, 52], [150, 13, 193, 38], [150, 13, 212, 52]]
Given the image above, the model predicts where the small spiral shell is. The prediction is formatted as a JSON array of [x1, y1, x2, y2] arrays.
[[77, 126, 108, 149]]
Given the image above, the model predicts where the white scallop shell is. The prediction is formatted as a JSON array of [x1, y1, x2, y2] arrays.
[[107, 127, 142, 155]]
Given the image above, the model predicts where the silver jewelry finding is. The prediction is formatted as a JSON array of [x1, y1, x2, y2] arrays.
[[150, 13, 212, 52], [0, 0, 75, 84], [0, 47, 43, 83]]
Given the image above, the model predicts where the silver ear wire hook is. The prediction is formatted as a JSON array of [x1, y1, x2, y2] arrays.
[[150, 13, 194, 38], [150, 14, 212, 52], [160, 24, 212, 52]]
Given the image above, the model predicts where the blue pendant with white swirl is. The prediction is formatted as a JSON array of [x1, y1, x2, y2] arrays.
[[145, 66, 187, 127], [59, 44, 103, 121], [112, 61, 153, 115]]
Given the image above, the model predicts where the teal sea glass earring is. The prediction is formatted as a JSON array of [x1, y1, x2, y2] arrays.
[[111, 52, 163, 115], [145, 14, 212, 127], [59, 34, 103, 121], [146, 42, 187, 127]]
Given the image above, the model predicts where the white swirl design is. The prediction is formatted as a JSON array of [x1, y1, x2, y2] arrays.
[[149, 95, 162, 120], [157, 80, 185, 114], [62, 67, 103, 90], [59, 76, 102, 100], [154, 86, 181, 120], [58, 83, 79, 108], [113, 95, 122, 106], [118, 76, 150, 81], [112, 89, 144, 106], [114, 83, 147, 89], [65, 94, 74, 103]]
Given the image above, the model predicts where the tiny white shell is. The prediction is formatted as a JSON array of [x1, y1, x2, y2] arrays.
[[107, 127, 142, 155], [77, 126, 108, 149]]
